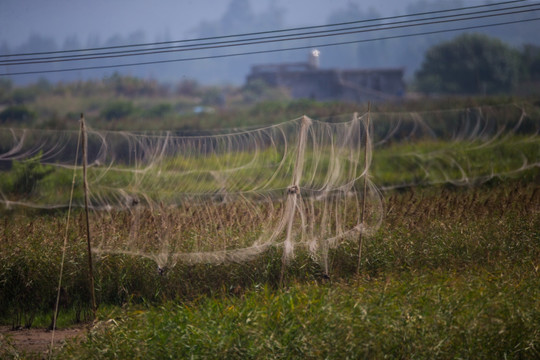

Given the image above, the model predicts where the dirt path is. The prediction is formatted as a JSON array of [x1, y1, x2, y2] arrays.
[[0, 325, 86, 358]]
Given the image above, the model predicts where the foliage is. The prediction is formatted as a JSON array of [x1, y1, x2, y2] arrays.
[[58, 268, 540, 359], [520, 44, 540, 82], [0, 97, 538, 357], [100, 100, 136, 121], [241, 79, 290, 104], [0, 166, 538, 357], [0, 170, 538, 323], [0, 78, 13, 103], [0, 151, 54, 196], [8, 88, 39, 105], [144, 103, 174, 118], [175, 79, 202, 97], [103, 73, 166, 97], [201, 86, 225, 106], [0, 105, 37, 124], [415, 33, 521, 95]]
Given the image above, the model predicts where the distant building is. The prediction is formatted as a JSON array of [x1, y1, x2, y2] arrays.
[[246, 50, 405, 102]]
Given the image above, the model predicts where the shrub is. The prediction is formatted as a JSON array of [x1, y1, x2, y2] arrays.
[[415, 33, 520, 95], [145, 103, 173, 118], [100, 100, 135, 121], [0, 151, 54, 196], [0, 105, 37, 124]]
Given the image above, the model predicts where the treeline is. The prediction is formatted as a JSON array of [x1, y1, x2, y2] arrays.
[[1, 33, 539, 131], [0, 74, 293, 130], [414, 33, 540, 95]]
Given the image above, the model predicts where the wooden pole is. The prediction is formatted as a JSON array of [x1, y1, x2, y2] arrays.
[[357, 103, 371, 276], [80, 114, 97, 318], [280, 115, 310, 287]]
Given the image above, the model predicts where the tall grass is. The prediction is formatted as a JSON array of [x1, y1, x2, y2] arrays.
[[52, 175, 539, 359], [1, 175, 537, 325], [0, 129, 538, 357], [55, 268, 540, 359]]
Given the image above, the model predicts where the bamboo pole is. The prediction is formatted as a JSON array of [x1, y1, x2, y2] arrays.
[[357, 103, 371, 276], [280, 115, 311, 287], [80, 113, 97, 318], [48, 120, 82, 359]]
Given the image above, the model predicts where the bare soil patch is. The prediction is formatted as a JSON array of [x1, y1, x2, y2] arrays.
[[0, 325, 86, 358]]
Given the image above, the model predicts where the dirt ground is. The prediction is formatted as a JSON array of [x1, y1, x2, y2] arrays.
[[0, 325, 86, 358]]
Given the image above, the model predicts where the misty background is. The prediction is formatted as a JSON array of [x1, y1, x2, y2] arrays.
[[1, 0, 539, 85]]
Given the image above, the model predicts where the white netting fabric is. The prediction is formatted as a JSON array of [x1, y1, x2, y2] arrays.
[[0, 114, 381, 270], [369, 104, 539, 189], [1, 104, 538, 269]]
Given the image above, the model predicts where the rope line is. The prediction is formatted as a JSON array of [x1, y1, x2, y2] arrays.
[[1, 16, 538, 77], [49, 125, 82, 358]]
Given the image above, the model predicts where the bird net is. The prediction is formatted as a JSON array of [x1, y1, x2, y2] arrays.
[[0, 113, 381, 272], [1, 104, 538, 271]]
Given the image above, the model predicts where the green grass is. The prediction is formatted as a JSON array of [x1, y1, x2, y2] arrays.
[[1, 174, 538, 358], [1, 133, 537, 208], [57, 267, 539, 359], [0, 98, 539, 358]]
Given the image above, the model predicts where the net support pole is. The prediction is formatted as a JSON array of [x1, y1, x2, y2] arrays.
[[80, 114, 97, 319], [280, 115, 311, 287], [357, 103, 371, 276]]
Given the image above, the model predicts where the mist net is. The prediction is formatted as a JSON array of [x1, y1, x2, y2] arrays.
[[0, 113, 382, 271], [368, 104, 539, 190], [1, 104, 537, 270]]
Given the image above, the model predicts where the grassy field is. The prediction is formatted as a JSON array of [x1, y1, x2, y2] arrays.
[[0, 97, 539, 358], [1, 171, 538, 358]]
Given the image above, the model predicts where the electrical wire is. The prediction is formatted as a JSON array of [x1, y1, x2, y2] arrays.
[[2, 16, 537, 77], [0, 0, 529, 59], [1, 2, 538, 66]]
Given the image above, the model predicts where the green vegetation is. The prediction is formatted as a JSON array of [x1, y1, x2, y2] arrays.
[[100, 100, 136, 121], [58, 269, 539, 359], [1, 70, 538, 132], [413, 33, 540, 96], [371, 136, 540, 187], [0, 105, 37, 124], [1, 168, 538, 358], [0, 132, 536, 209], [0, 152, 54, 196], [0, 91, 539, 357], [415, 33, 521, 95]]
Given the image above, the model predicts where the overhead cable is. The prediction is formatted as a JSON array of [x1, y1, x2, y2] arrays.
[[0, 2, 538, 66], [0, 5, 540, 66], [0, 0, 529, 59], [1, 16, 538, 77]]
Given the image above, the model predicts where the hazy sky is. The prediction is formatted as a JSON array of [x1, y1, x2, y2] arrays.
[[3, 0, 534, 85], [1, 0, 412, 47]]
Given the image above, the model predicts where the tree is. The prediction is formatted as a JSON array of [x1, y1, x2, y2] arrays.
[[2, 151, 54, 196], [0, 105, 36, 124], [520, 44, 540, 82], [415, 33, 520, 95], [100, 100, 135, 121]]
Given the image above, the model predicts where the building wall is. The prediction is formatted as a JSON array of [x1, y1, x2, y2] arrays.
[[246, 65, 405, 102]]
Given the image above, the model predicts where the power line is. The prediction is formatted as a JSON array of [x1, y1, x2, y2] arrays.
[[1, 2, 537, 66], [0, 0, 529, 59], [2, 16, 538, 77]]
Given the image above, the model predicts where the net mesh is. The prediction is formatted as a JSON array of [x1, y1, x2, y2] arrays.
[[1, 104, 538, 271], [0, 113, 381, 271]]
